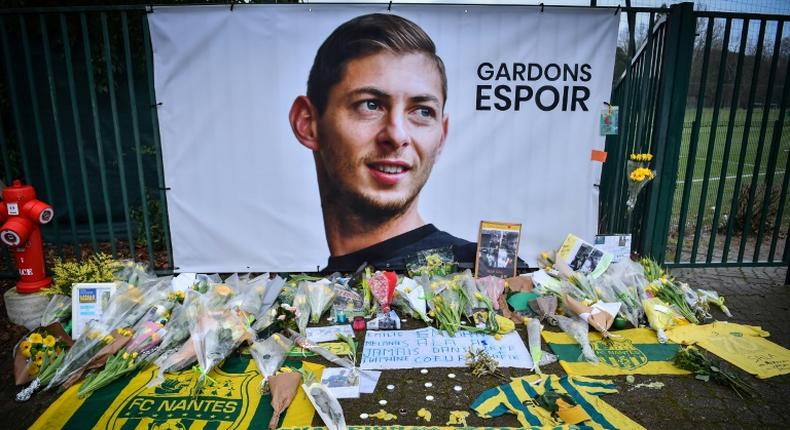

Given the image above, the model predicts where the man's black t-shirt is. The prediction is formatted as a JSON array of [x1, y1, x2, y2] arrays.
[[323, 224, 477, 274]]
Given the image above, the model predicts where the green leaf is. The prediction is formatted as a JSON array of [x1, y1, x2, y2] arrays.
[[695, 374, 710, 382]]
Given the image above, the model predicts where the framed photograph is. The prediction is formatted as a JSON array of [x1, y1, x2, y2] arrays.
[[475, 221, 522, 278]]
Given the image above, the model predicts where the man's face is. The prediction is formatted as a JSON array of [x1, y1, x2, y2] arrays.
[[314, 51, 448, 219]]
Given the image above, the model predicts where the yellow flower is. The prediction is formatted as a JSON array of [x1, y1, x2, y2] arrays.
[[474, 292, 484, 301], [28, 333, 43, 344], [494, 334, 503, 341], [103, 335, 115, 344], [35, 351, 44, 366], [43, 335, 56, 348], [20, 340, 32, 355], [122, 352, 130, 361], [215, 284, 232, 296], [28, 362, 40, 376]]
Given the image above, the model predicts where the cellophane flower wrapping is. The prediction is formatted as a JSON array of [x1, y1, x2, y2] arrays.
[[458, 270, 485, 317], [431, 279, 465, 336], [591, 267, 642, 328], [293, 284, 311, 335], [250, 333, 294, 392], [190, 293, 254, 395], [406, 246, 455, 278], [697, 289, 732, 317], [369, 271, 397, 314], [527, 318, 544, 373], [625, 159, 655, 213], [302, 382, 347, 430], [555, 315, 598, 363], [304, 280, 336, 324], [643, 297, 687, 343], [113, 260, 156, 287], [40, 295, 71, 327], [288, 329, 355, 370], [394, 277, 429, 322], [476, 276, 505, 311], [46, 320, 114, 390], [144, 290, 200, 370]]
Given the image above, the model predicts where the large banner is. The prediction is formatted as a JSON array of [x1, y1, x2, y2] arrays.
[[148, 4, 618, 272]]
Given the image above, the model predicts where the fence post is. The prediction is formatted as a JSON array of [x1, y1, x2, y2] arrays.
[[640, 2, 695, 263]]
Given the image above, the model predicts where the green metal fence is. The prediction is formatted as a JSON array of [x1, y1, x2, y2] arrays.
[[601, 3, 790, 268], [0, 5, 173, 276]]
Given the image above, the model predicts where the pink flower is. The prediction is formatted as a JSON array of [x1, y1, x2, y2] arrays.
[[277, 314, 286, 321]]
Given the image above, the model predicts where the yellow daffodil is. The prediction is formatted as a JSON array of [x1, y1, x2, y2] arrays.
[[28, 333, 43, 344], [103, 335, 115, 344], [215, 284, 232, 296], [43, 335, 56, 348]]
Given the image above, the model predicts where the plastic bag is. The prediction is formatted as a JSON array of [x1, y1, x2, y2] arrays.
[[394, 277, 429, 322], [293, 284, 311, 335], [697, 289, 732, 317], [303, 382, 347, 430], [527, 318, 544, 373]]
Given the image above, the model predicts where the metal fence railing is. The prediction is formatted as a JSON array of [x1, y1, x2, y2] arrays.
[[0, 6, 173, 276], [600, 3, 790, 268]]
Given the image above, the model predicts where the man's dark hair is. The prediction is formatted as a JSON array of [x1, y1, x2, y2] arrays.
[[307, 13, 447, 116]]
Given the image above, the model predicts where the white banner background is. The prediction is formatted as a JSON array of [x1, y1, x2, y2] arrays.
[[148, 4, 618, 272]]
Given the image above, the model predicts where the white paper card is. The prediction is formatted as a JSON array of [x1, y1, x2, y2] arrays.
[[359, 370, 381, 394], [360, 327, 532, 370], [306, 324, 354, 343], [71, 282, 117, 339], [171, 272, 196, 292], [594, 234, 632, 263]]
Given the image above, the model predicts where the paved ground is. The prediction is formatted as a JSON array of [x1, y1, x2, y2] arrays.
[[0, 265, 788, 429]]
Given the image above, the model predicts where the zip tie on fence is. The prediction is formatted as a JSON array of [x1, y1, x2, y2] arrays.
[[151, 102, 162, 108], [230, 1, 236, 12], [388, 1, 392, 12], [540, 3, 544, 13], [146, 5, 154, 14], [614, 6, 621, 16]]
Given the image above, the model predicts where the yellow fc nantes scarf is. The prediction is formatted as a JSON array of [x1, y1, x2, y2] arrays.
[[30, 356, 321, 430], [543, 328, 690, 376]]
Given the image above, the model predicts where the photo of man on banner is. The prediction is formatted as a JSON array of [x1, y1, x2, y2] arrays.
[[289, 13, 475, 272]]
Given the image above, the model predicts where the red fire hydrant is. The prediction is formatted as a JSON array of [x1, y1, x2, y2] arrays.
[[0, 180, 54, 293]]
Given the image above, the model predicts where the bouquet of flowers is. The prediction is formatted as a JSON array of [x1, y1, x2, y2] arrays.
[[268, 368, 303, 429], [250, 333, 294, 393], [626, 153, 656, 213], [697, 289, 732, 317], [368, 271, 397, 315], [45, 321, 121, 390], [406, 247, 455, 278], [526, 318, 544, 374], [305, 280, 336, 324], [15, 327, 72, 401], [555, 315, 598, 363], [430, 282, 466, 336], [476, 276, 505, 311], [673, 346, 755, 398], [40, 295, 72, 327], [293, 284, 311, 335], [643, 297, 688, 343], [189, 295, 254, 396], [394, 277, 430, 323]]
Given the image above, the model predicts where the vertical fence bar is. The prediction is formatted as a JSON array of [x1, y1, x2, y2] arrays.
[[642, 2, 695, 262], [121, 12, 155, 263], [739, 20, 784, 262], [1, 16, 33, 184], [690, 18, 731, 263], [142, 15, 174, 270], [61, 13, 98, 251], [100, 12, 135, 259], [40, 14, 81, 260], [723, 19, 767, 262], [675, 17, 714, 263], [754, 37, 790, 262], [81, 12, 117, 257], [19, 14, 64, 257], [707, 19, 749, 263], [768, 59, 790, 262], [0, 115, 11, 184]]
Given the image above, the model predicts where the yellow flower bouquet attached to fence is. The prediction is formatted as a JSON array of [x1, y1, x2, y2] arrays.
[[626, 153, 656, 213]]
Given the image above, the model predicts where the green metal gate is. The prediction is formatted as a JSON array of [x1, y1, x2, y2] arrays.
[[600, 3, 790, 269], [0, 5, 173, 275]]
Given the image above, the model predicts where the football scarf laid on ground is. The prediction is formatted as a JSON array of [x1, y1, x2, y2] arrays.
[[470, 374, 645, 429], [30, 356, 322, 430], [543, 328, 690, 376]]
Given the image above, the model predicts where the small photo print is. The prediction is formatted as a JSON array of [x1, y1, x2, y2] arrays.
[[475, 221, 522, 278], [320, 367, 360, 399], [557, 234, 614, 279]]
